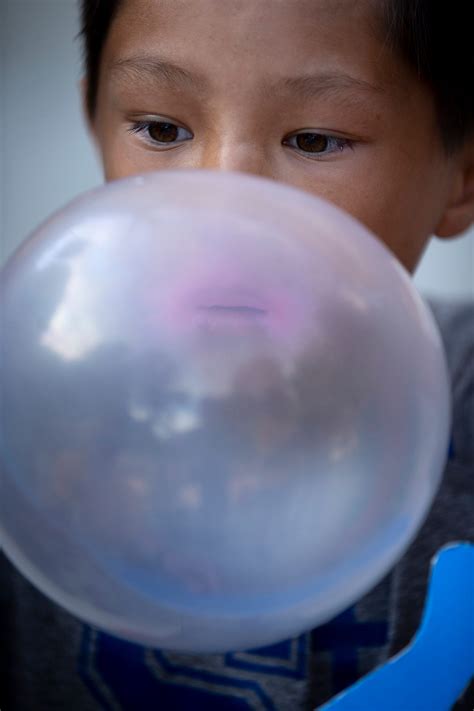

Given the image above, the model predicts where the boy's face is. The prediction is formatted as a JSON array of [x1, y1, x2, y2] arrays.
[[88, 0, 465, 272]]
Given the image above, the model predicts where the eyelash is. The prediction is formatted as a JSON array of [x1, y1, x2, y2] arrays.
[[128, 120, 193, 147], [282, 133, 353, 157], [127, 119, 354, 158]]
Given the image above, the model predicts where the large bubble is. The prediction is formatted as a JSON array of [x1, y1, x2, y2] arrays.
[[0, 169, 450, 652]]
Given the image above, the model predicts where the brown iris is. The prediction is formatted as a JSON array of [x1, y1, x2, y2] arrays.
[[295, 133, 329, 153], [148, 122, 179, 143]]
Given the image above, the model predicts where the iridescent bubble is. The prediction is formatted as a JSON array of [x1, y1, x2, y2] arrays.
[[0, 169, 450, 652]]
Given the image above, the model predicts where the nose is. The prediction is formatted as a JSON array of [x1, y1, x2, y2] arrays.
[[198, 132, 274, 179]]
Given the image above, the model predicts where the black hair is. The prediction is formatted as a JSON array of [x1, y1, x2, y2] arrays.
[[79, 0, 124, 119], [79, 0, 474, 152], [380, 0, 474, 152]]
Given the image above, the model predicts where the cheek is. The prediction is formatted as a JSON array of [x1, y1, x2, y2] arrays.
[[344, 197, 428, 272], [100, 132, 151, 182], [351, 203, 429, 274], [293, 170, 428, 272], [281, 116, 445, 268], [94, 109, 136, 180]]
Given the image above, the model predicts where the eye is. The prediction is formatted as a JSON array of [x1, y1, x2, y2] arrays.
[[283, 131, 353, 157], [127, 119, 193, 147]]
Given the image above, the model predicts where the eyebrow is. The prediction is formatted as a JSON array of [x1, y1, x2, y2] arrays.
[[109, 56, 208, 92], [276, 73, 385, 101], [109, 54, 384, 101]]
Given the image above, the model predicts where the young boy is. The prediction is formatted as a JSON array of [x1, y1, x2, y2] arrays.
[[1, 1, 473, 708]]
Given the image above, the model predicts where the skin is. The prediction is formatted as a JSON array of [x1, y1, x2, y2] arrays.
[[85, 0, 474, 272]]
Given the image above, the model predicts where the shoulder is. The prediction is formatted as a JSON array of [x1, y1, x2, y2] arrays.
[[386, 298, 473, 655], [426, 297, 474, 467], [427, 297, 474, 374]]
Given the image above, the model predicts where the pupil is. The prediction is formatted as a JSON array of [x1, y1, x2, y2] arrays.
[[296, 133, 328, 153], [149, 122, 178, 143]]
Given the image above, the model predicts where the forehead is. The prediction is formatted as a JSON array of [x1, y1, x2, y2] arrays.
[[102, 0, 399, 94]]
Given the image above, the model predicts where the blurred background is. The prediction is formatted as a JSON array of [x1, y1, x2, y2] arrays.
[[1, 0, 473, 301]]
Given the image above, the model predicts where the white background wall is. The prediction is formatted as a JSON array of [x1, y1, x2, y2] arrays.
[[1, 0, 473, 302]]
